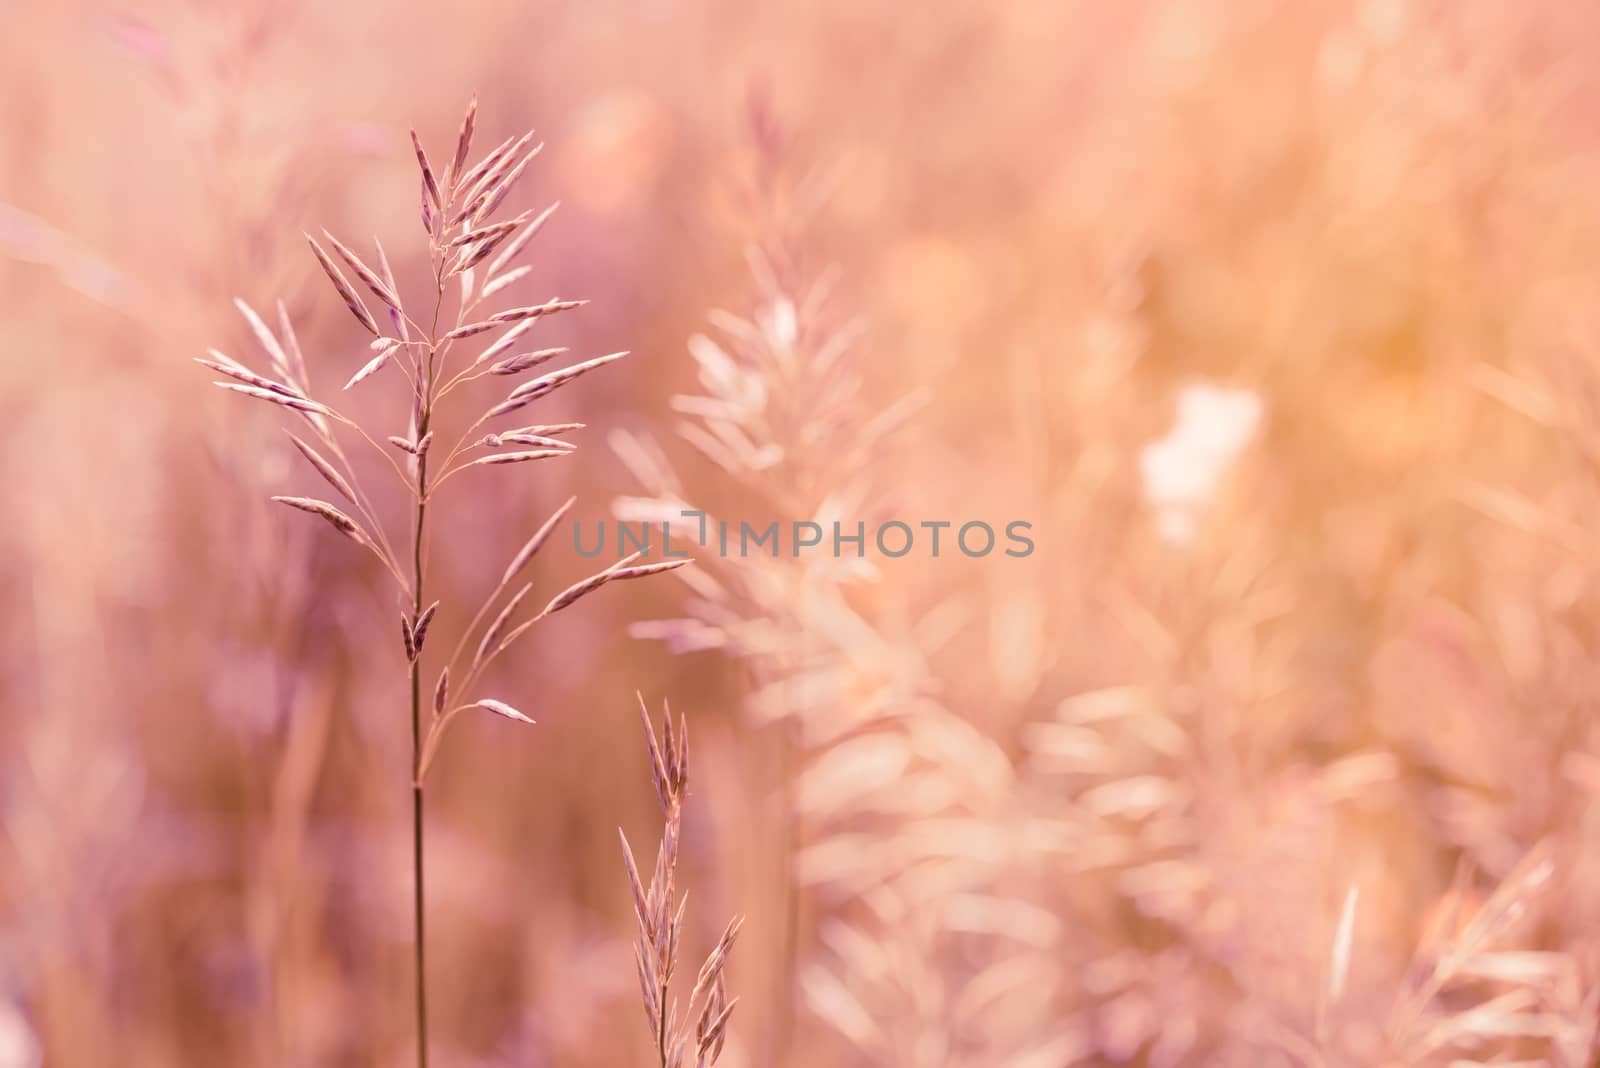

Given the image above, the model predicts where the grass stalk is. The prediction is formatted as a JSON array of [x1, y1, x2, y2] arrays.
[[204, 97, 687, 1064]]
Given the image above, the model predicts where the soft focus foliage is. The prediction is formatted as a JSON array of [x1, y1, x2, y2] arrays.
[[4, 1, 1600, 1065]]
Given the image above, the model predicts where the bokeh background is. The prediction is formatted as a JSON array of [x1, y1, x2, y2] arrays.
[[5, 1, 1600, 1065]]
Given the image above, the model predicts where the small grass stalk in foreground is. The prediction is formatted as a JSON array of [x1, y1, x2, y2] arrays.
[[621, 696, 742, 1068]]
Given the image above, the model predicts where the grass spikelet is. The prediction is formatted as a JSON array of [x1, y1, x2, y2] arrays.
[[465, 448, 568, 467], [411, 130, 442, 213], [343, 344, 394, 390], [501, 496, 576, 586], [411, 601, 439, 655], [304, 235, 380, 335], [487, 298, 586, 324], [213, 382, 329, 414], [469, 698, 534, 724], [322, 230, 404, 313], [286, 432, 358, 505], [473, 583, 533, 670], [490, 347, 568, 376], [447, 94, 477, 188], [488, 201, 559, 277], [196, 351, 301, 397], [269, 495, 368, 542], [233, 298, 291, 378], [506, 351, 629, 402]]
